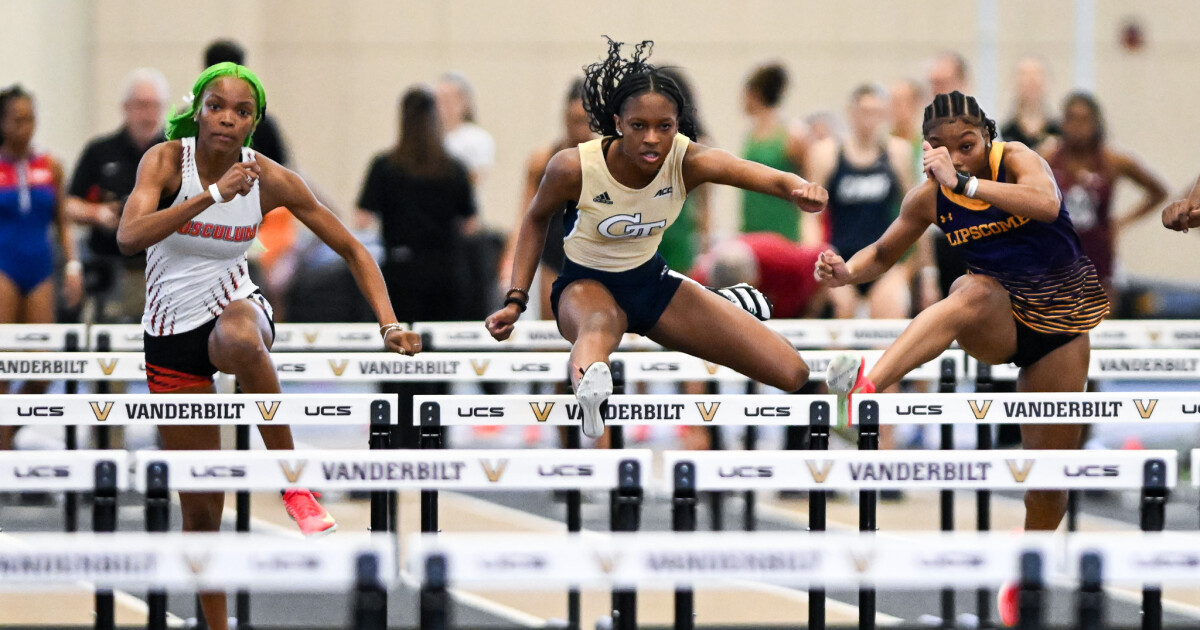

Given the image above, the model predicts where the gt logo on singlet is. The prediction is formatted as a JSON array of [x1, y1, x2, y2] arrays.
[[597, 213, 666, 239]]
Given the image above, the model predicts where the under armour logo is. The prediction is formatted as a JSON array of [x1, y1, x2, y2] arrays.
[[653, 186, 672, 198], [593, 192, 613, 205]]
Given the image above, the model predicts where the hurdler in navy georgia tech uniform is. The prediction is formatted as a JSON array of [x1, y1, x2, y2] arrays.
[[486, 38, 829, 439]]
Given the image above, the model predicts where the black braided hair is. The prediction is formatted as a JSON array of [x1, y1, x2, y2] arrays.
[[580, 37, 698, 141], [0, 84, 32, 147], [922, 90, 997, 141]]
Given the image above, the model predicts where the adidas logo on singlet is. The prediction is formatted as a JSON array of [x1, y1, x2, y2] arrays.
[[653, 186, 672, 198], [593, 191, 613, 205]]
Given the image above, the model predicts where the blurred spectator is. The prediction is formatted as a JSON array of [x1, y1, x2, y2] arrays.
[[889, 78, 926, 183], [1000, 57, 1060, 149], [66, 68, 167, 323], [689, 233, 828, 319], [0, 85, 81, 449], [740, 62, 816, 242], [437, 72, 495, 190], [1041, 92, 1168, 308], [806, 83, 914, 321], [437, 71, 500, 318], [356, 85, 476, 323], [501, 79, 595, 319], [927, 51, 969, 98], [656, 66, 711, 273]]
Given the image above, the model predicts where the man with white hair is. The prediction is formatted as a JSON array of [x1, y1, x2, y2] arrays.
[[67, 67, 168, 323]]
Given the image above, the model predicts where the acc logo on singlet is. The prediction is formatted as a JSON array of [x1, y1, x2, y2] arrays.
[[597, 213, 666, 239]]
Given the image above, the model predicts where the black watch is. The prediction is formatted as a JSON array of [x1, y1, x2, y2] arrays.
[[953, 171, 970, 195]]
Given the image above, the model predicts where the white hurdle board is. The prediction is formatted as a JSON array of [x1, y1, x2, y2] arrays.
[[969, 349, 1200, 381], [662, 449, 1175, 491], [0, 324, 87, 351], [0, 533, 395, 591], [410, 531, 1200, 590], [0, 450, 128, 491], [88, 323, 405, 352], [414, 394, 835, 426], [0, 350, 962, 383], [0, 394, 397, 426], [408, 531, 1056, 590], [132, 448, 651, 492], [859, 392, 1200, 425]]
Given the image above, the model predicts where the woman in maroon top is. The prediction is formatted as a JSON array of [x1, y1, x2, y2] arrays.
[[1040, 92, 1167, 307]]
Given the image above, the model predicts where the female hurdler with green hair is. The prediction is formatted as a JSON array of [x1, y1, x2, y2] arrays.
[[118, 63, 421, 630]]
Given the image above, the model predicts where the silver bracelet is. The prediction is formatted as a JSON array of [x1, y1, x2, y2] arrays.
[[379, 323, 404, 339], [965, 176, 979, 199], [208, 182, 226, 204]]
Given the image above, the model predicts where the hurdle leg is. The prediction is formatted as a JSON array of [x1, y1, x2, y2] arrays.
[[937, 357, 956, 629], [566, 423, 583, 630], [93, 461, 118, 630], [857, 401, 879, 630], [354, 553, 389, 630], [807, 400, 830, 630], [974, 361, 994, 626], [235, 423, 251, 630], [610, 460, 643, 630], [144, 462, 170, 630], [672, 461, 698, 630], [1141, 459, 1168, 630]]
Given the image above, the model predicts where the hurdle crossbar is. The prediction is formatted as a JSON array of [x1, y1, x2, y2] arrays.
[[0, 393, 397, 426], [88, 323, 406, 352], [0, 324, 87, 351], [662, 449, 1176, 491], [0, 450, 128, 492], [409, 530, 1200, 589], [0, 350, 962, 383], [131, 448, 652, 492], [0, 532, 396, 591], [969, 349, 1200, 381], [858, 391, 1198, 425], [416, 394, 835, 426]]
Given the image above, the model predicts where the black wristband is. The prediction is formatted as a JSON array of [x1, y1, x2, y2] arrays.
[[503, 296, 528, 313], [953, 171, 970, 195]]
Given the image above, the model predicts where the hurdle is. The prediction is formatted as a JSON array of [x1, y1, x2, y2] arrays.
[[0, 532, 395, 630], [133, 447, 649, 630], [857, 391, 1191, 628], [87, 322, 406, 352], [0, 449, 124, 630], [409, 529, 1200, 630], [0, 392, 395, 630], [664, 448, 1174, 630]]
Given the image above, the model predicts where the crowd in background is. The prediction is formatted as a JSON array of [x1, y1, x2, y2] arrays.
[[0, 41, 1175, 340]]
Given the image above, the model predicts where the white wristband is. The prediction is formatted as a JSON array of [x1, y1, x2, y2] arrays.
[[208, 182, 226, 205], [965, 176, 979, 199], [64, 260, 83, 275]]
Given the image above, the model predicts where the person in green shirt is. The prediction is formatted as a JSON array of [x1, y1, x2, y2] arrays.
[[740, 62, 817, 242], [656, 66, 710, 272]]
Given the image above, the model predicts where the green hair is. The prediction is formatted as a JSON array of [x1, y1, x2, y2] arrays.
[[165, 62, 267, 146]]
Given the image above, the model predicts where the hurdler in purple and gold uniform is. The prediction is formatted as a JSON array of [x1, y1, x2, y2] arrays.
[[815, 93, 1108, 589], [936, 139, 1109, 366]]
